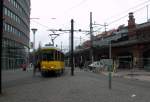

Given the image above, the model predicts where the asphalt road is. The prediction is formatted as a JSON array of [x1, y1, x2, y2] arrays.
[[0, 68, 150, 102]]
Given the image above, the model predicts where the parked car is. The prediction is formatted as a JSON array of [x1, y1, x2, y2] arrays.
[[88, 59, 113, 72], [88, 61, 104, 71]]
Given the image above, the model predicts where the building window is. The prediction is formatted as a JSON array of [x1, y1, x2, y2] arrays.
[[4, 23, 7, 31], [4, 7, 7, 15], [4, 6, 29, 30]]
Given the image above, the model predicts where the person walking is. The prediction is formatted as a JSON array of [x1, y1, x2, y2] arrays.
[[21, 63, 27, 71], [33, 62, 37, 76], [33, 60, 41, 76]]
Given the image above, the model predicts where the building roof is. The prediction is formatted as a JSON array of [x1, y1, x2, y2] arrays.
[[136, 21, 150, 29]]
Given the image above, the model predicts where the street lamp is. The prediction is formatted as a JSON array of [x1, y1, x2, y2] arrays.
[[31, 28, 37, 71], [31, 28, 37, 51]]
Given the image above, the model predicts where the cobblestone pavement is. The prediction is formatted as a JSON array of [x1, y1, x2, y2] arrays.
[[0, 68, 150, 102]]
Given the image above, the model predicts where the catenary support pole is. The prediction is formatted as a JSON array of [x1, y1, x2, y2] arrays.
[[71, 19, 74, 76], [90, 12, 94, 63], [147, 5, 149, 22], [109, 41, 112, 90]]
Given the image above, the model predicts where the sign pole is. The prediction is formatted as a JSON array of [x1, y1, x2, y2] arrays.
[[109, 41, 112, 89]]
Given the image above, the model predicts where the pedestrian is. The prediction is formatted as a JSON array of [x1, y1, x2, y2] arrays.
[[79, 61, 84, 69], [37, 61, 41, 71], [29, 63, 33, 69], [21, 63, 27, 71], [33, 63, 37, 76], [33, 60, 40, 76]]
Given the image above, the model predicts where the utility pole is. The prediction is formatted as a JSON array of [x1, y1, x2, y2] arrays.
[[0, 0, 3, 94], [90, 12, 94, 63], [147, 5, 149, 22], [89, 12, 106, 63], [31, 28, 37, 75], [31, 28, 37, 52], [104, 22, 107, 34], [71, 19, 74, 76], [109, 40, 112, 90], [80, 36, 81, 45]]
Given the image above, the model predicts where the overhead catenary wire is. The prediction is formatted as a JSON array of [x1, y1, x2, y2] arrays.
[[30, 0, 150, 36], [105, 0, 150, 20], [65, 0, 89, 13], [88, 1, 150, 36], [31, 20, 50, 29], [107, 4, 150, 27], [106, 0, 150, 26]]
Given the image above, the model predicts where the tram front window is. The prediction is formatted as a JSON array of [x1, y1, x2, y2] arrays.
[[42, 52, 53, 61]]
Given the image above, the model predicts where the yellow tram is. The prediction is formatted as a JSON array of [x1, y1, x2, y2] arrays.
[[35, 46, 65, 77]]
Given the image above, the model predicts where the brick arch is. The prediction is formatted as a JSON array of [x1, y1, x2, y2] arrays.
[[143, 49, 150, 69], [143, 50, 150, 56], [117, 52, 133, 56], [143, 44, 150, 55], [116, 52, 133, 69]]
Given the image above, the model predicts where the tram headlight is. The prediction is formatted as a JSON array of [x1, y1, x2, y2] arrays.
[[51, 66, 54, 69], [42, 66, 46, 69]]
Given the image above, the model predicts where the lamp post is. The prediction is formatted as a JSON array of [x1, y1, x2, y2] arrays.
[[31, 28, 37, 51], [31, 28, 37, 71]]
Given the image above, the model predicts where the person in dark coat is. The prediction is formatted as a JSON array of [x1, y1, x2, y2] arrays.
[[33, 60, 41, 76], [21, 63, 27, 71]]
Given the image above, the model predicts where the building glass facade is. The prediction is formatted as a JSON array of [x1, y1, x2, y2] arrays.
[[2, 0, 30, 70]]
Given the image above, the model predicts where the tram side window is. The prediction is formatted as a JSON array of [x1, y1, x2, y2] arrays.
[[61, 53, 64, 61], [59, 52, 61, 61], [42, 54, 46, 61], [53, 51, 64, 61], [57, 51, 64, 61], [54, 51, 60, 61]]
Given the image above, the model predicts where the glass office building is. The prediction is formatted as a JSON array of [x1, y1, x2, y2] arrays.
[[2, 0, 30, 70]]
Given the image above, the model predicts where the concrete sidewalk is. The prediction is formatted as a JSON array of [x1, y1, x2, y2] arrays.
[[101, 69, 150, 82]]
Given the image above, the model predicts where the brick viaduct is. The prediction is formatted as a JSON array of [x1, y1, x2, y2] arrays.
[[73, 12, 150, 70]]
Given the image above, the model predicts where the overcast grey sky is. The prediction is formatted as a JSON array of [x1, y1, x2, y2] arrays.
[[30, 0, 150, 52]]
